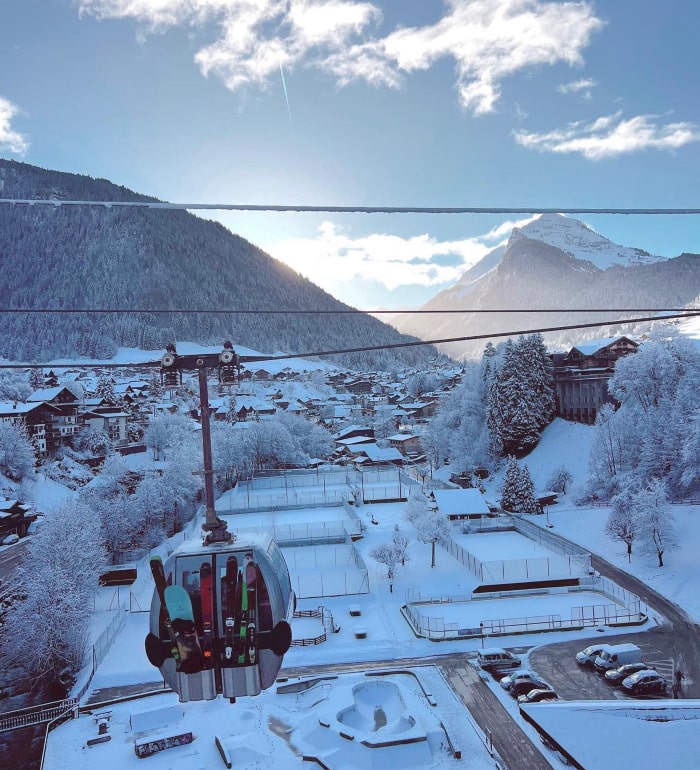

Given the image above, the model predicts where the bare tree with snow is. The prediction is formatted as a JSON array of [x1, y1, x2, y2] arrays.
[[404, 491, 451, 568], [370, 543, 400, 590], [0, 501, 106, 691], [636, 479, 678, 568], [0, 420, 36, 482], [547, 465, 573, 494], [606, 488, 640, 562]]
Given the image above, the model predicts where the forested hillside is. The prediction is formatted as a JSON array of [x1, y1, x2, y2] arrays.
[[0, 159, 433, 368]]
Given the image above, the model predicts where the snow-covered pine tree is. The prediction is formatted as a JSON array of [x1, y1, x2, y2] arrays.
[[518, 334, 555, 431], [515, 463, 539, 513], [147, 372, 163, 401], [487, 339, 541, 455], [94, 372, 116, 405], [29, 367, 44, 392], [500, 455, 521, 512], [500, 456, 538, 513]]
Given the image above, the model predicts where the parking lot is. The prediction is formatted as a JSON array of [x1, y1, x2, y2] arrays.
[[526, 632, 677, 700]]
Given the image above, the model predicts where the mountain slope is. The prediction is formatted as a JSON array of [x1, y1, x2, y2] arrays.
[[0, 159, 433, 367], [391, 215, 699, 358]]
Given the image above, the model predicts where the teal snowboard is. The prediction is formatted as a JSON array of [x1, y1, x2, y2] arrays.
[[164, 585, 206, 674]]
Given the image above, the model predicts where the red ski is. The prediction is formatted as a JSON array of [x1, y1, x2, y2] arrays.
[[199, 561, 214, 667]]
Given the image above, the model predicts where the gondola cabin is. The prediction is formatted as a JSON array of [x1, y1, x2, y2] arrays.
[[146, 532, 294, 703]]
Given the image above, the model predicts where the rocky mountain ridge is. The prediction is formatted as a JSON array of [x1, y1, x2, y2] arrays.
[[390, 214, 698, 359]]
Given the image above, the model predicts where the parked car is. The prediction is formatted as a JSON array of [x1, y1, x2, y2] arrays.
[[621, 670, 667, 696], [604, 662, 649, 686], [517, 688, 559, 705], [499, 669, 539, 691], [594, 643, 643, 673], [2, 533, 19, 545], [576, 644, 610, 668], [477, 648, 522, 673], [511, 678, 550, 698]]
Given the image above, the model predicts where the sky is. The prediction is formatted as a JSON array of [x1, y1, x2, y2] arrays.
[[1, 1, 700, 309]]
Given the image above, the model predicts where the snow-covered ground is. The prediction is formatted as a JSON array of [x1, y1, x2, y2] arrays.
[[37, 416, 700, 770]]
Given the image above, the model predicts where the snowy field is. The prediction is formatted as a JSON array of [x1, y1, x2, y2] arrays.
[[46, 667, 497, 770], [416, 591, 622, 626], [36, 415, 700, 770], [453, 529, 560, 559]]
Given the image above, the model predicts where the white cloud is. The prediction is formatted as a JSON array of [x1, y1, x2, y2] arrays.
[[261, 221, 504, 298], [557, 77, 597, 100], [76, 0, 604, 115], [0, 97, 29, 154], [513, 112, 700, 160]]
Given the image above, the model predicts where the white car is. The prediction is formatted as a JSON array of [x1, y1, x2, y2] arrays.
[[500, 669, 539, 691], [2, 533, 19, 545], [576, 644, 609, 668]]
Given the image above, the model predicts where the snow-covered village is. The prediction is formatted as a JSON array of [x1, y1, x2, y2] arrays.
[[1, 310, 699, 770], [2, 4, 700, 768]]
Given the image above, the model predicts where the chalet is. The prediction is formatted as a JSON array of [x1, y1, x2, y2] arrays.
[[82, 408, 130, 447], [333, 425, 375, 443], [0, 498, 37, 541], [0, 401, 62, 457], [551, 336, 639, 424], [27, 386, 82, 446], [153, 402, 179, 416], [334, 435, 377, 456], [82, 397, 109, 411], [398, 400, 438, 421], [345, 378, 374, 395], [234, 398, 276, 421], [388, 432, 422, 457], [353, 443, 404, 467], [44, 370, 59, 388], [433, 488, 491, 520], [318, 402, 352, 421]]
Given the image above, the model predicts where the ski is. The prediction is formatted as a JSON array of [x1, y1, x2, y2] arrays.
[[223, 556, 238, 663], [148, 556, 180, 667], [244, 559, 258, 664], [236, 567, 249, 664], [164, 585, 206, 674], [199, 561, 214, 667]]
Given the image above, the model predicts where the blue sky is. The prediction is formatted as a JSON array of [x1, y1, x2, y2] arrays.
[[1, 0, 699, 309]]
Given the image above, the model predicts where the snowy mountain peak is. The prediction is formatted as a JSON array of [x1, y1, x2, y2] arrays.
[[511, 213, 661, 270]]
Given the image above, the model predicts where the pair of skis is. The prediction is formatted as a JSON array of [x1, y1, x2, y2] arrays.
[[222, 555, 257, 667]]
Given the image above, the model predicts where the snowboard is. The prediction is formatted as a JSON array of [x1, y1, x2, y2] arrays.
[[146, 556, 180, 669], [199, 561, 214, 667], [164, 585, 206, 674]]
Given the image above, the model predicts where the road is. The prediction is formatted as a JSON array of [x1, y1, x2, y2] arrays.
[[0, 541, 27, 585]]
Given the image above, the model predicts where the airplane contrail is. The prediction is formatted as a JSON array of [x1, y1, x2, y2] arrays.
[[279, 64, 294, 133]]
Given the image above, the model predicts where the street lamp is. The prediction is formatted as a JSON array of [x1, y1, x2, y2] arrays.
[[480, 622, 484, 648]]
